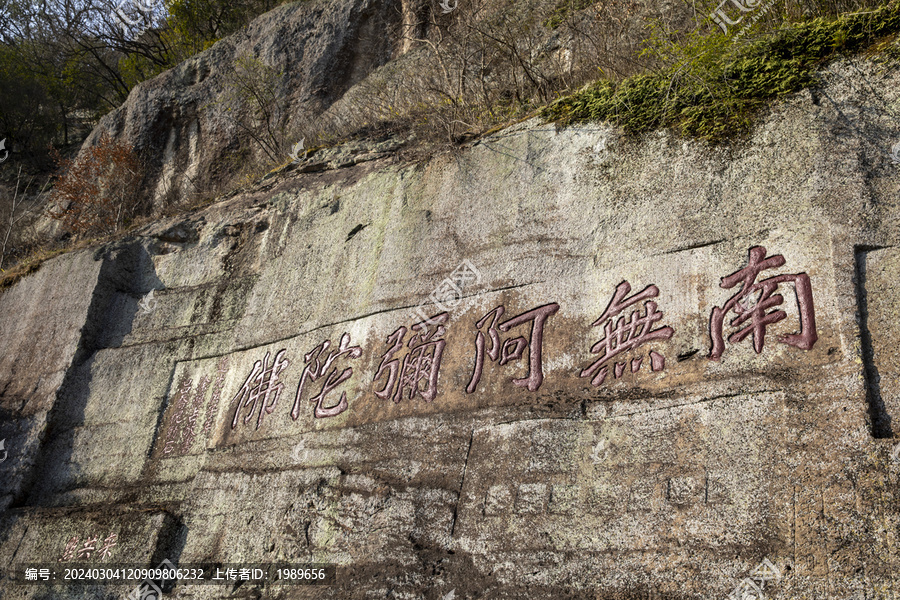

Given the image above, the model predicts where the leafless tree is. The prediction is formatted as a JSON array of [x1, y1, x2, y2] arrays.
[[0, 167, 48, 272]]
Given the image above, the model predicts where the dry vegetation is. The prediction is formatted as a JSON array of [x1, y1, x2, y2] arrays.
[[0, 0, 895, 289], [47, 133, 145, 238], [0, 134, 147, 287], [293, 0, 653, 148]]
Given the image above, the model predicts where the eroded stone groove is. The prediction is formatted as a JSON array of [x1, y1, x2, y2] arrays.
[[854, 246, 892, 438]]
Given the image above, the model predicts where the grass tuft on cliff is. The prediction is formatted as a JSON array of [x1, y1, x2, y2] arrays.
[[542, 0, 900, 141]]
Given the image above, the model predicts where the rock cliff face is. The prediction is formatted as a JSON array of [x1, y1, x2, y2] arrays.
[[73, 0, 673, 213], [81, 0, 405, 208], [2, 57, 900, 599]]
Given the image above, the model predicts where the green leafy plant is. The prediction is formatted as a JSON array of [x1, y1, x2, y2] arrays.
[[542, 0, 900, 141]]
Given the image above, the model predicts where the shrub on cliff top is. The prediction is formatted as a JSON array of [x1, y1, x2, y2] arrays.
[[542, 0, 900, 141]]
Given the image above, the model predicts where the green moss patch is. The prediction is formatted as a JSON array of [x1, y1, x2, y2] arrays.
[[542, 1, 900, 141]]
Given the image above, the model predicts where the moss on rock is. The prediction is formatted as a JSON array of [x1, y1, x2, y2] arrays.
[[542, 1, 900, 141]]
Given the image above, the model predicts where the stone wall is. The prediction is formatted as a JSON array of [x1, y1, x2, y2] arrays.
[[1, 58, 900, 599]]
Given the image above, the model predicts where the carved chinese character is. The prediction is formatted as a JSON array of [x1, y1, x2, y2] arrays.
[[182, 375, 210, 453], [59, 536, 79, 562], [77, 535, 98, 559], [374, 313, 448, 403], [580, 281, 674, 386], [231, 349, 290, 430], [202, 356, 230, 436], [163, 374, 193, 456], [708, 246, 817, 360], [292, 332, 362, 419], [466, 303, 559, 393], [97, 532, 117, 560]]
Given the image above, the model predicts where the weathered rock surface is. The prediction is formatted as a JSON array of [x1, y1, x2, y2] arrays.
[[81, 0, 404, 209], [72, 0, 684, 215], [1, 58, 900, 598]]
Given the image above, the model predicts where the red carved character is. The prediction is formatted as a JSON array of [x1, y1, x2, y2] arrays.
[[77, 535, 98, 559], [98, 532, 118, 560], [708, 246, 817, 360], [231, 349, 290, 430], [466, 303, 560, 393], [374, 313, 448, 403], [580, 281, 674, 386], [58, 536, 79, 562], [292, 332, 362, 419]]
